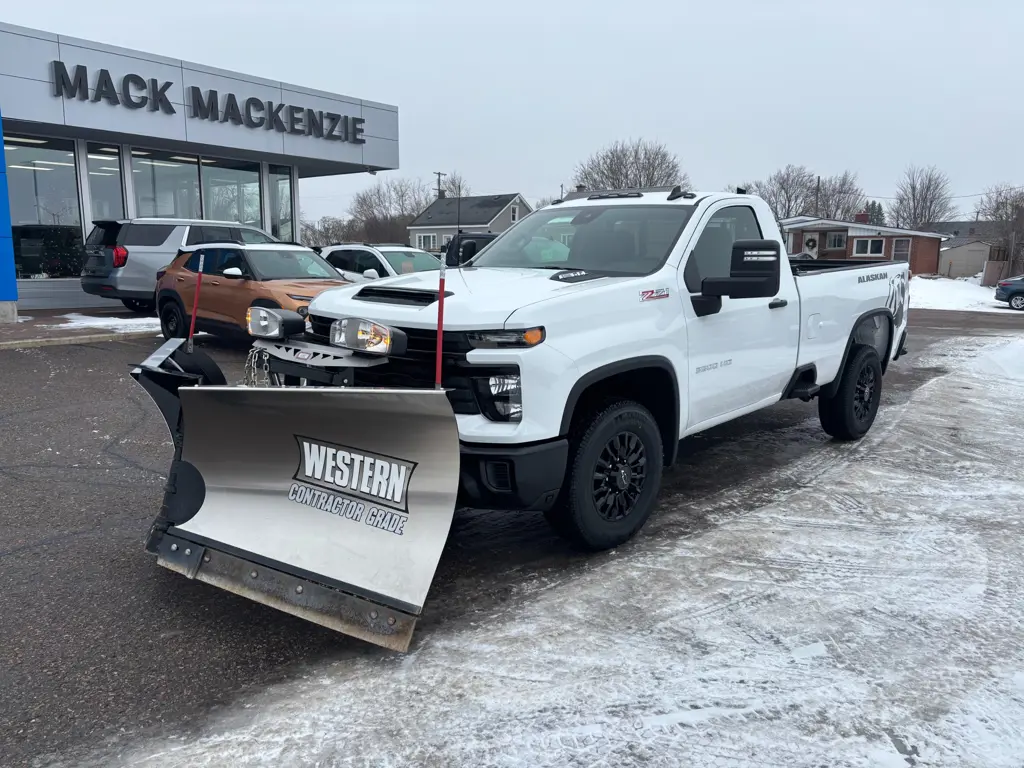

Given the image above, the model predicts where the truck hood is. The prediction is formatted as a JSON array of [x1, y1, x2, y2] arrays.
[[306, 266, 624, 329]]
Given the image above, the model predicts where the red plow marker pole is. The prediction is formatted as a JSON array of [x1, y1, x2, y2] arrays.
[[186, 253, 204, 354], [434, 256, 446, 389]]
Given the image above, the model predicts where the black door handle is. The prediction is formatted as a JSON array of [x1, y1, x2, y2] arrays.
[[769, 298, 788, 309]]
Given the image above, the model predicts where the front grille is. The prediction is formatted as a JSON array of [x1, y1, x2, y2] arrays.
[[305, 316, 513, 415]]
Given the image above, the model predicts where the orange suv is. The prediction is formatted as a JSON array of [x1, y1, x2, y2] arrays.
[[156, 242, 350, 340]]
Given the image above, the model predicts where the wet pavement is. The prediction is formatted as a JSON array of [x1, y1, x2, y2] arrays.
[[0, 310, 1022, 767]]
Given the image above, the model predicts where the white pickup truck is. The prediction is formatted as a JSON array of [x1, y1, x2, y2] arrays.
[[252, 189, 910, 550]]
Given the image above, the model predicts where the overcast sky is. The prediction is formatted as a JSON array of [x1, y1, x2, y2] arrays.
[[6, 0, 1021, 221]]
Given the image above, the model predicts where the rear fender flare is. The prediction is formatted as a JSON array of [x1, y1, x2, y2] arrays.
[[559, 356, 681, 466], [821, 309, 894, 398]]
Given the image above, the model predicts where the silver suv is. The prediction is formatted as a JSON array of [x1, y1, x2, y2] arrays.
[[81, 218, 278, 313]]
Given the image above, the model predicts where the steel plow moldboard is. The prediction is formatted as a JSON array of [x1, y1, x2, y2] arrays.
[[172, 386, 460, 612]]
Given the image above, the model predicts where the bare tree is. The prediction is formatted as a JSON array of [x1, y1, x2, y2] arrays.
[[816, 171, 866, 221], [441, 171, 472, 199], [747, 165, 816, 220], [349, 177, 434, 242], [573, 138, 690, 191], [974, 183, 1024, 273], [300, 215, 364, 247], [535, 197, 557, 209], [887, 165, 957, 229]]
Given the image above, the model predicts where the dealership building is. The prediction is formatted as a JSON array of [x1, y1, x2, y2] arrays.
[[0, 21, 399, 317]]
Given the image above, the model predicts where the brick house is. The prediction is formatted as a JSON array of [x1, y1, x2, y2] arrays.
[[781, 214, 949, 275]]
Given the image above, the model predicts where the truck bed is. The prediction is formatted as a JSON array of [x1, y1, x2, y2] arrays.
[[790, 258, 892, 276]]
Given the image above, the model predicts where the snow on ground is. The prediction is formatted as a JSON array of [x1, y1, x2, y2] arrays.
[[910, 275, 1008, 313], [42, 313, 161, 333], [74, 335, 1024, 768]]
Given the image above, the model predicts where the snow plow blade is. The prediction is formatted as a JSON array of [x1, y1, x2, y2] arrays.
[[131, 339, 459, 652]]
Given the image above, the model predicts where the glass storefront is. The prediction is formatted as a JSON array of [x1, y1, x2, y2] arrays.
[[85, 143, 125, 220], [202, 158, 261, 226], [268, 164, 293, 241], [3, 134, 84, 279], [2, 133, 296, 282], [131, 148, 201, 219]]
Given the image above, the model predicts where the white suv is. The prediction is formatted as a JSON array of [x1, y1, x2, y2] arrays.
[[317, 243, 440, 283]]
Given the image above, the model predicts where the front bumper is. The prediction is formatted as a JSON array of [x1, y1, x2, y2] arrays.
[[457, 438, 568, 512]]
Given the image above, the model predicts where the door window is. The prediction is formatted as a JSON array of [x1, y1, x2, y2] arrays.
[[184, 248, 241, 274], [186, 225, 235, 246], [684, 206, 762, 293], [326, 249, 382, 274]]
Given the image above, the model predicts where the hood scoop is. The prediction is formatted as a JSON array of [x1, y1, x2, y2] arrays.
[[353, 285, 453, 307], [548, 269, 607, 284]]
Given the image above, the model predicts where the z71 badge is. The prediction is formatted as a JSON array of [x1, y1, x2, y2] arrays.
[[640, 288, 670, 302]]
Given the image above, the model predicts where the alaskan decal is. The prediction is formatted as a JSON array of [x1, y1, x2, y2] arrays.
[[858, 272, 889, 284], [886, 271, 908, 329], [640, 288, 670, 302], [549, 269, 605, 283], [288, 436, 416, 536]]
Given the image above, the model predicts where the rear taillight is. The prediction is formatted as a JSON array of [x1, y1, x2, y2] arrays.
[[998, 281, 1011, 287], [112, 245, 129, 268]]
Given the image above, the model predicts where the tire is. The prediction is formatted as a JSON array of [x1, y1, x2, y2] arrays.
[[1010, 295, 1024, 311], [159, 300, 186, 340], [122, 298, 155, 314], [544, 400, 664, 551], [818, 345, 883, 441]]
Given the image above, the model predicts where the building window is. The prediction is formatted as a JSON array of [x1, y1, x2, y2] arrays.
[[416, 234, 437, 250], [511, 204, 519, 222], [268, 165, 293, 241], [442, 234, 453, 246], [4, 134, 84, 279], [826, 231, 846, 250], [853, 238, 885, 256], [85, 143, 125, 220], [893, 238, 911, 261], [201, 158, 262, 227], [131, 148, 201, 219]]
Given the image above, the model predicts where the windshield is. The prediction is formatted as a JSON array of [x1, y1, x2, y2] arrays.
[[380, 249, 440, 274], [469, 204, 695, 276], [247, 249, 340, 280]]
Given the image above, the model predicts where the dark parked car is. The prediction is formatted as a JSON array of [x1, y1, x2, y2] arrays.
[[995, 275, 1024, 311]]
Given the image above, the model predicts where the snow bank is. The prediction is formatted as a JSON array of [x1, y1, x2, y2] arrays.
[[972, 338, 1024, 381], [910, 275, 1007, 313], [42, 313, 161, 333]]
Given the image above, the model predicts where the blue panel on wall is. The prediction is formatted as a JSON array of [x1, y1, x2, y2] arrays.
[[0, 102, 18, 302]]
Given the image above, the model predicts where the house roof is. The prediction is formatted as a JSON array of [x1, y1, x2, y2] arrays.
[[408, 193, 525, 228], [940, 237, 995, 251], [922, 220, 1002, 239], [781, 217, 948, 240]]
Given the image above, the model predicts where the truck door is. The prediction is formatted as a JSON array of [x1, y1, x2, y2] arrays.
[[679, 203, 800, 428]]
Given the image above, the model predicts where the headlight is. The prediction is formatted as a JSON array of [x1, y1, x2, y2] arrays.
[[287, 294, 315, 302], [484, 374, 522, 422], [246, 307, 285, 339], [330, 318, 393, 355], [467, 327, 545, 349]]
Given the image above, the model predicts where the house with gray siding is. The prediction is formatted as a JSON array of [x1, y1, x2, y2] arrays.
[[406, 193, 531, 251]]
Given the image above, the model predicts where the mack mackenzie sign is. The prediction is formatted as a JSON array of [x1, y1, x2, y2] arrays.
[[50, 61, 366, 144]]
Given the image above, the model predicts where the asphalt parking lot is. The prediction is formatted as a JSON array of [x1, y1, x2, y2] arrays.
[[1, 309, 1022, 767]]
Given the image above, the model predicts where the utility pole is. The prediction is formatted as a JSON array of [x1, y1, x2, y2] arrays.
[[815, 176, 821, 217], [560, 183, 564, 199], [433, 171, 447, 198]]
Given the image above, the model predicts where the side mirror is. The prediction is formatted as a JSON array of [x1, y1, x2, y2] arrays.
[[460, 241, 478, 261], [700, 239, 781, 299], [222, 267, 244, 279], [363, 268, 380, 279]]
